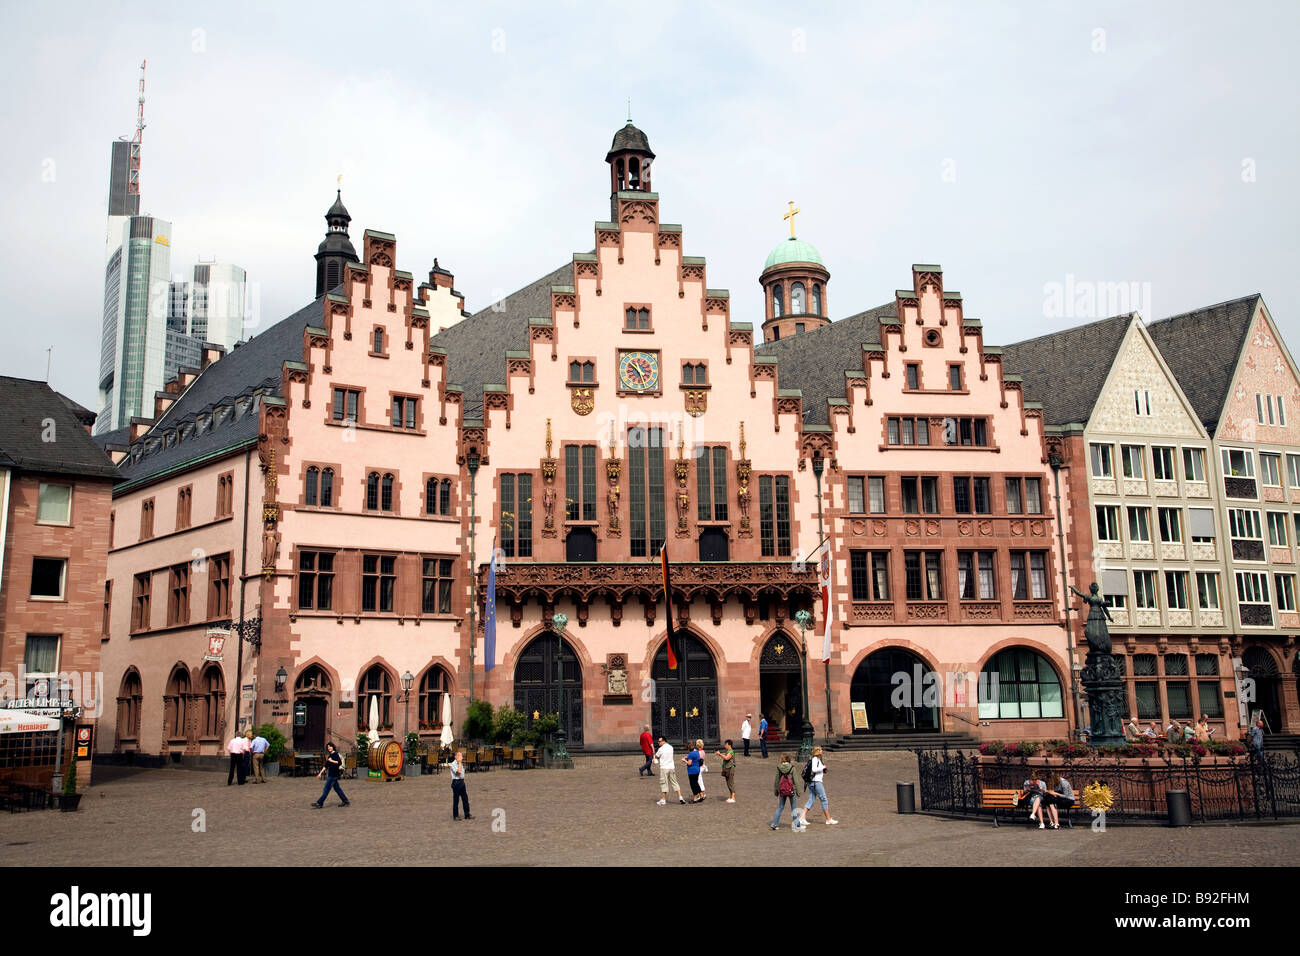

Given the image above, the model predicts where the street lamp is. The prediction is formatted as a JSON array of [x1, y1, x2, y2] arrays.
[[466, 448, 481, 702], [549, 612, 574, 769], [793, 609, 816, 762], [275, 666, 288, 692], [811, 452, 834, 740], [399, 670, 415, 751]]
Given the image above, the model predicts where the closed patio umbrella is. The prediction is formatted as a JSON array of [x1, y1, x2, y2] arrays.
[[439, 693, 453, 749]]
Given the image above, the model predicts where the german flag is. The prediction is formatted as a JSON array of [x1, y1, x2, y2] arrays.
[[660, 544, 678, 670]]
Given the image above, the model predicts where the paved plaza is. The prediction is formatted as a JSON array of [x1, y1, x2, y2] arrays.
[[3, 751, 1297, 866]]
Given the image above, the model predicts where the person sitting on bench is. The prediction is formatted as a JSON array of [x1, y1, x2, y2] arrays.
[[1021, 772, 1048, 829], [1044, 773, 1074, 830]]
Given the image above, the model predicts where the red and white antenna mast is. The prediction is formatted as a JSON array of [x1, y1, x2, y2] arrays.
[[128, 59, 146, 197]]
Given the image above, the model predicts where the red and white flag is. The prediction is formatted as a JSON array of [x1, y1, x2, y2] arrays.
[[818, 546, 834, 662]]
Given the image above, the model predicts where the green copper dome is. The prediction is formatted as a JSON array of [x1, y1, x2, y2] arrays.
[[764, 237, 824, 270]]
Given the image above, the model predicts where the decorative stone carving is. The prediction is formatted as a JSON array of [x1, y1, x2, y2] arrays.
[[543, 484, 556, 535], [684, 390, 707, 417]]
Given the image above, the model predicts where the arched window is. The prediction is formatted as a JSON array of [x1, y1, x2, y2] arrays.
[[418, 666, 449, 729], [305, 466, 319, 506], [615, 159, 625, 191], [791, 282, 806, 314], [772, 284, 784, 318], [381, 474, 394, 511], [373, 328, 384, 353], [117, 669, 142, 742], [367, 473, 379, 510], [569, 361, 581, 381], [199, 664, 225, 738], [979, 648, 1063, 719], [357, 665, 394, 730], [812, 284, 822, 315], [629, 157, 641, 188], [164, 665, 191, 740], [295, 665, 331, 695], [320, 468, 333, 507], [426, 477, 438, 515], [439, 479, 452, 515]]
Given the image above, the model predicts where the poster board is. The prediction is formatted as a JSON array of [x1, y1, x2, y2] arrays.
[[850, 702, 869, 731]]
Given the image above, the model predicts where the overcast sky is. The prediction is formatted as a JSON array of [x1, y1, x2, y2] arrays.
[[3, 1, 1298, 410]]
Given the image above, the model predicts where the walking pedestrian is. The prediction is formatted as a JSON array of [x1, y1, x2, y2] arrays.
[[770, 752, 802, 831], [653, 736, 685, 805], [638, 725, 655, 777], [683, 740, 705, 803], [799, 746, 838, 826], [450, 750, 473, 820], [758, 714, 769, 758], [250, 730, 269, 783], [697, 739, 708, 796], [1195, 715, 1212, 743], [1248, 718, 1265, 754], [226, 731, 249, 786], [312, 742, 350, 808], [741, 715, 752, 757], [714, 739, 737, 803]]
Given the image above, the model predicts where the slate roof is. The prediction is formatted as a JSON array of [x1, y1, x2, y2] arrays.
[[607, 122, 654, 160], [998, 314, 1135, 426], [753, 304, 895, 424], [112, 295, 324, 488], [1145, 294, 1261, 435], [437, 262, 574, 418], [0, 377, 120, 480]]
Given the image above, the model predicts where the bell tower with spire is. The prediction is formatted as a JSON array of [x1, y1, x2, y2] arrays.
[[759, 201, 830, 343], [314, 189, 359, 297], [605, 114, 655, 219]]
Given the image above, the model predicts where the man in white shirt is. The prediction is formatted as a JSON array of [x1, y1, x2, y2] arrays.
[[652, 737, 685, 805], [741, 715, 752, 757], [226, 733, 249, 786]]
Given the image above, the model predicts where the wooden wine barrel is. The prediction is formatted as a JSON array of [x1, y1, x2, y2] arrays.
[[368, 740, 404, 777]]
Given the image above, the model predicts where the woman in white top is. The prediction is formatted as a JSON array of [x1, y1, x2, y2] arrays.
[[800, 746, 839, 826]]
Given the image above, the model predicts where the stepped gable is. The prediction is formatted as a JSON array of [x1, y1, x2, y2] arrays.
[[113, 295, 324, 485], [0, 377, 120, 479], [1145, 294, 1261, 434], [999, 313, 1134, 426], [753, 303, 894, 424], [435, 262, 573, 418]]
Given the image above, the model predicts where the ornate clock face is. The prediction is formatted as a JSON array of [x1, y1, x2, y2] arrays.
[[618, 351, 660, 392]]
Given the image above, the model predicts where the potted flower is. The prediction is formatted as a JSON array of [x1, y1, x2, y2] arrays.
[[254, 722, 288, 776], [404, 731, 422, 778], [59, 755, 81, 812]]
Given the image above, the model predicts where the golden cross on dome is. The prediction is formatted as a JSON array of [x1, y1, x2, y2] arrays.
[[783, 200, 800, 238]]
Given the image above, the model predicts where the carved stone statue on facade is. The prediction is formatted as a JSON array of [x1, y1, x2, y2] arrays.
[[1069, 582, 1113, 654], [607, 667, 628, 695], [261, 523, 281, 571], [543, 485, 556, 530]]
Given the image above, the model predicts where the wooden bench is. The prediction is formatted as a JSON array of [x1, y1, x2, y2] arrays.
[[981, 787, 1076, 828]]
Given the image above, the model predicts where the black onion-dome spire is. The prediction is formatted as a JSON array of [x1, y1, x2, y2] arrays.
[[315, 189, 358, 297]]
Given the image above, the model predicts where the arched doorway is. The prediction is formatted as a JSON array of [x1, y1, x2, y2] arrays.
[[651, 632, 719, 744], [850, 647, 940, 733], [293, 665, 331, 752], [759, 632, 803, 740], [1242, 647, 1282, 733], [514, 634, 583, 746]]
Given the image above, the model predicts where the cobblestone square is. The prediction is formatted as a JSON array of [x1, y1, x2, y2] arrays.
[[4, 752, 1297, 867]]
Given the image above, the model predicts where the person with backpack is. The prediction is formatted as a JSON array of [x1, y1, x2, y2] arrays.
[[770, 752, 803, 830], [799, 746, 838, 826]]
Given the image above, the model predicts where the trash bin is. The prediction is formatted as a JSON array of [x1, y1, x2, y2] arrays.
[[896, 781, 916, 814], [1166, 789, 1192, 827]]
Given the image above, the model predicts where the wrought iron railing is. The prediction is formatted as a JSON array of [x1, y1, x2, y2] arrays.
[[915, 747, 1300, 824]]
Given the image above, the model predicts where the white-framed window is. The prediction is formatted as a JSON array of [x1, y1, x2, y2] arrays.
[[1134, 390, 1152, 416], [1134, 570, 1159, 609], [1236, 570, 1270, 605], [1267, 511, 1290, 547], [1158, 507, 1182, 543], [1090, 443, 1114, 478], [1152, 447, 1176, 481], [1104, 593, 1127, 609], [1121, 444, 1145, 479], [1228, 508, 1263, 541], [1095, 505, 1121, 542], [1196, 572, 1220, 609], [1276, 574, 1298, 612], [1165, 571, 1190, 610], [30, 557, 66, 600], [23, 634, 59, 697], [1182, 447, 1206, 482], [36, 483, 72, 525], [1287, 454, 1300, 488], [1222, 448, 1254, 479], [1127, 506, 1152, 542], [1260, 453, 1282, 487]]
